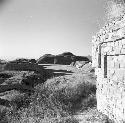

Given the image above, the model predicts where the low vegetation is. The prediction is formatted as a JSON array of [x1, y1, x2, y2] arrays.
[[0, 60, 114, 123], [0, 73, 95, 123], [0, 72, 112, 122]]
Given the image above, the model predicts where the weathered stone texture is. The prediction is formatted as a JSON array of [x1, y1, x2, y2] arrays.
[[92, 14, 125, 122]]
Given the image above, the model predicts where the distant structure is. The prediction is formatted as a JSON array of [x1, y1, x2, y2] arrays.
[[92, 14, 125, 122]]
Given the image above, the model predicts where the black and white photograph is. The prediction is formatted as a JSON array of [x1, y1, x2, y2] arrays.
[[0, 0, 125, 122]]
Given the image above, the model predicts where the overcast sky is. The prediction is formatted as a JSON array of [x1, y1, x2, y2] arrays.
[[0, 0, 106, 60]]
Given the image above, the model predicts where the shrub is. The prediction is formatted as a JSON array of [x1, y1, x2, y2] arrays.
[[5, 73, 96, 123]]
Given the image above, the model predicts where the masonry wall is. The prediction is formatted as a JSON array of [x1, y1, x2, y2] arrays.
[[92, 15, 125, 122]]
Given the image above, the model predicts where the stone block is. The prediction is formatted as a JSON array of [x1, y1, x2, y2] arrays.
[[114, 69, 125, 81], [121, 39, 125, 45], [120, 61, 125, 68], [120, 48, 125, 54], [110, 42, 114, 47], [109, 69, 115, 77], [112, 74, 118, 82], [119, 40, 123, 48], [107, 57, 114, 67], [111, 35, 120, 41], [111, 62, 115, 68], [122, 44, 125, 49], [117, 27, 125, 37], [115, 47, 121, 54], [114, 61, 120, 68], [115, 41, 119, 47], [112, 23, 121, 31], [103, 46, 110, 53], [119, 55, 124, 61], [105, 33, 109, 39]]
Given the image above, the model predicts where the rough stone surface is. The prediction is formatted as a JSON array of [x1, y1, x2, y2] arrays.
[[92, 14, 125, 122]]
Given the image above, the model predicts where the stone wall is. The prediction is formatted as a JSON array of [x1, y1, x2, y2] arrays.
[[92, 15, 125, 122]]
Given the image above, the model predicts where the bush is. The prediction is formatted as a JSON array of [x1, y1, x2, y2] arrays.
[[5, 73, 96, 123]]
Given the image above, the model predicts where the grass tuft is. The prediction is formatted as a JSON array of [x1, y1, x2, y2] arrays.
[[0, 73, 96, 123]]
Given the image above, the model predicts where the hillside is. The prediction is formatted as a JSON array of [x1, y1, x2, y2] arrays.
[[37, 52, 90, 65], [0, 62, 113, 123]]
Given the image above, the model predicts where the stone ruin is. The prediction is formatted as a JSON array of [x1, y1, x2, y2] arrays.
[[92, 15, 125, 122]]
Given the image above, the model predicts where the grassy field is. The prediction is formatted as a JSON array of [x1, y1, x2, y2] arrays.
[[0, 64, 113, 123]]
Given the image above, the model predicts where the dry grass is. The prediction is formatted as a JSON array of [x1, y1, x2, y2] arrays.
[[1, 72, 97, 123], [0, 64, 113, 123]]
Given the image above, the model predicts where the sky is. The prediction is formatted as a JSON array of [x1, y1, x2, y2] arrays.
[[0, 0, 106, 60]]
